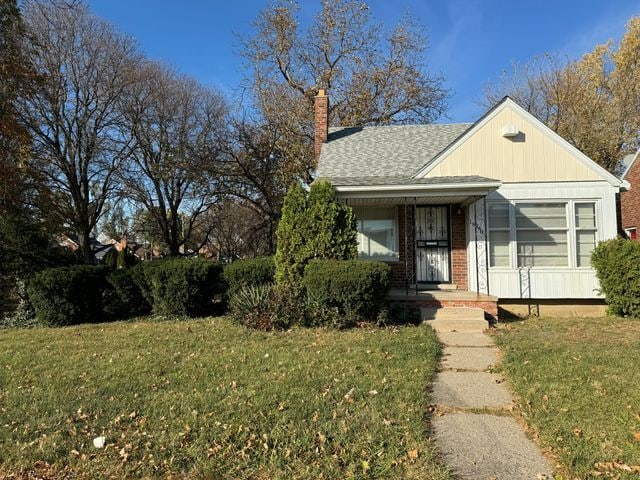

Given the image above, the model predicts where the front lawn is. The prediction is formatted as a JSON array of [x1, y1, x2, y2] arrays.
[[494, 317, 640, 479], [0, 318, 450, 479]]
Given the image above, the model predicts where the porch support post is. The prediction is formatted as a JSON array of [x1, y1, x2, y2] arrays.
[[404, 197, 409, 297], [473, 197, 490, 295], [483, 198, 490, 295]]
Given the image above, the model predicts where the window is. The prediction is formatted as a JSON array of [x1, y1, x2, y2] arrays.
[[486, 201, 599, 268], [488, 204, 510, 267], [354, 207, 398, 260], [516, 203, 568, 267], [575, 203, 597, 267]]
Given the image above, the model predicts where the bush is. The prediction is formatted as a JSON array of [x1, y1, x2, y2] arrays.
[[116, 248, 137, 269], [591, 238, 640, 317], [0, 280, 37, 329], [303, 260, 391, 321], [275, 181, 357, 287], [101, 249, 118, 269], [223, 256, 275, 296], [267, 286, 308, 329], [27, 265, 107, 326], [134, 258, 224, 317], [103, 269, 151, 320], [130, 261, 155, 305]]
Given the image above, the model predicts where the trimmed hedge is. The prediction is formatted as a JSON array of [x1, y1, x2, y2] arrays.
[[591, 238, 640, 317], [130, 261, 156, 306], [223, 256, 275, 296], [104, 269, 151, 320], [27, 265, 107, 326], [303, 259, 391, 320], [134, 258, 224, 317]]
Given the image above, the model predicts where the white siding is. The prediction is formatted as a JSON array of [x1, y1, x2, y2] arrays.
[[467, 181, 618, 299]]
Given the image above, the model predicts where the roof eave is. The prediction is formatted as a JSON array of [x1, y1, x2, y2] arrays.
[[333, 181, 502, 199]]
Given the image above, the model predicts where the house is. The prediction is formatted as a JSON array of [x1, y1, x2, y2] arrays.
[[617, 149, 640, 240], [313, 90, 628, 318], [56, 234, 117, 263]]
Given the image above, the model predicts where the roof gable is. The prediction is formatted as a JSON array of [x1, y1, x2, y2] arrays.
[[414, 97, 623, 187]]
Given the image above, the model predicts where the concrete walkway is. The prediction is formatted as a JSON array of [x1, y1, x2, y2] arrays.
[[431, 329, 554, 479]]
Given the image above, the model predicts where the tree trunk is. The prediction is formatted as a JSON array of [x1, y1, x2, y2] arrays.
[[77, 228, 95, 264]]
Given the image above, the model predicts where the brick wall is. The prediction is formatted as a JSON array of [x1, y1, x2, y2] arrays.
[[388, 205, 468, 289], [389, 205, 414, 287], [450, 206, 468, 289], [620, 157, 640, 239]]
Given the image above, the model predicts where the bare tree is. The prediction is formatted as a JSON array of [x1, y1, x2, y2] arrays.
[[241, 0, 448, 179], [120, 62, 228, 256], [18, 1, 140, 262], [222, 117, 294, 253], [196, 198, 274, 261]]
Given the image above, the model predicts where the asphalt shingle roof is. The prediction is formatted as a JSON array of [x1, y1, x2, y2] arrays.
[[315, 123, 472, 179]]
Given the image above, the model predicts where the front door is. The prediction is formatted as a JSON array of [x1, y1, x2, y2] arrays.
[[415, 206, 451, 283]]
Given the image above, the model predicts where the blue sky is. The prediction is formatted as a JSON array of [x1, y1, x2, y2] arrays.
[[87, 0, 640, 123]]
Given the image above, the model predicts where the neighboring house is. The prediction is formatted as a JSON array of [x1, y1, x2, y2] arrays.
[[313, 91, 628, 313], [56, 234, 117, 263], [617, 149, 640, 240]]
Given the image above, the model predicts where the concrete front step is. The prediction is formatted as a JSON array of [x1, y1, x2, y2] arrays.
[[421, 307, 488, 332]]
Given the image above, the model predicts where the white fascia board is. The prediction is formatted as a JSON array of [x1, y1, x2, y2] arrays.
[[337, 189, 496, 200], [413, 97, 624, 188], [334, 182, 501, 200], [334, 181, 501, 192]]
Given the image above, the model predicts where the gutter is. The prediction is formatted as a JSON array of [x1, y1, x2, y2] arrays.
[[333, 181, 503, 193]]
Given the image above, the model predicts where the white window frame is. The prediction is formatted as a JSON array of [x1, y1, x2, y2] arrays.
[[487, 203, 511, 269], [572, 201, 599, 269], [354, 206, 400, 262], [486, 199, 600, 269]]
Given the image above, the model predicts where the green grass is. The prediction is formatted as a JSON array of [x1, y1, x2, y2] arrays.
[[494, 317, 640, 480], [0, 318, 450, 479]]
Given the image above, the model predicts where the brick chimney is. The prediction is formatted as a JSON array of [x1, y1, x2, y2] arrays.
[[314, 89, 329, 161]]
